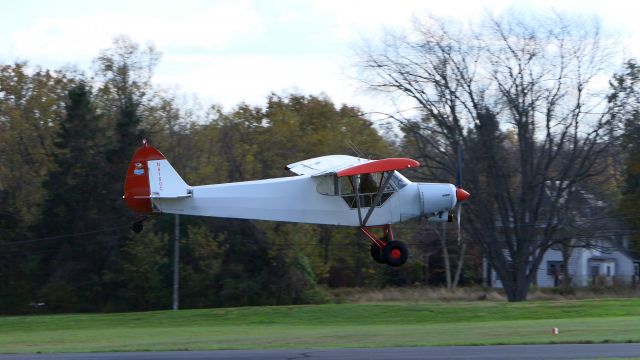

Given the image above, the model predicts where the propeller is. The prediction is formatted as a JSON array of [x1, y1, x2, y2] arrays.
[[454, 143, 470, 245]]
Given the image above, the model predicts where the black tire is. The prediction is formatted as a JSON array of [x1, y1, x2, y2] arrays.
[[383, 240, 409, 267], [370, 244, 387, 264], [131, 221, 143, 234]]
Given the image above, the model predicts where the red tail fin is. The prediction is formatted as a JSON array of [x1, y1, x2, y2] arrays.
[[123, 141, 166, 213]]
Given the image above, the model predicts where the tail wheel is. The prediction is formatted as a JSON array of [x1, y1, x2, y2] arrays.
[[131, 221, 144, 234], [383, 240, 408, 267], [370, 244, 387, 264]]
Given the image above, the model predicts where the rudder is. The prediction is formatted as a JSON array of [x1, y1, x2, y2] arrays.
[[123, 140, 166, 213]]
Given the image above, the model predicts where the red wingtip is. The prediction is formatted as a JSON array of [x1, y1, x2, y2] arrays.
[[456, 188, 470, 202], [336, 158, 420, 177]]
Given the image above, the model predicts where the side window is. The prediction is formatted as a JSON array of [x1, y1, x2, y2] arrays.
[[315, 174, 337, 195], [339, 176, 355, 195]]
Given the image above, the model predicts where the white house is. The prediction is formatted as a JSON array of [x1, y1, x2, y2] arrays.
[[491, 240, 640, 289], [488, 183, 640, 289]]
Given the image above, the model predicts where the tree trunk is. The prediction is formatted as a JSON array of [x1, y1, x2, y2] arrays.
[[452, 241, 467, 288], [499, 268, 532, 302], [511, 284, 529, 302], [561, 246, 572, 289], [423, 250, 433, 285], [502, 282, 530, 301], [482, 256, 488, 287], [440, 223, 452, 289]]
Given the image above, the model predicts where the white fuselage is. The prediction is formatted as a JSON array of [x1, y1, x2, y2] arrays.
[[151, 172, 457, 226]]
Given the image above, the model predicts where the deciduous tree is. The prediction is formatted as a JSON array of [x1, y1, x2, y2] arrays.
[[357, 11, 620, 301]]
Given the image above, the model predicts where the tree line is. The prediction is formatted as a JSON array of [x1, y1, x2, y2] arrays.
[[2, 10, 640, 312], [0, 36, 442, 313]]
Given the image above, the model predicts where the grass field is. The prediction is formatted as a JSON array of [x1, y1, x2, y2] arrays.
[[1, 298, 640, 353]]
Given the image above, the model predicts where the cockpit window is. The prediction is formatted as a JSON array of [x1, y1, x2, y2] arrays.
[[338, 176, 355, 195], [315, 171, 407, 208], [338, 172, 395, 208]]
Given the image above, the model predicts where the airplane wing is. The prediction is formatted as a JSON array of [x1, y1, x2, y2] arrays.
[[286, 155, 371, 176], [286, 155, 419, 176], [336, 158, 420, 177]]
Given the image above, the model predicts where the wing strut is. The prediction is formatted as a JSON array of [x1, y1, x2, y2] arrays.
[[361, 171, 393, 226], [352, 171, 393, 227], [354, 176, 363, 225]]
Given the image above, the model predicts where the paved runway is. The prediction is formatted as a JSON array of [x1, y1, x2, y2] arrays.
[[1, 344, 640, 360]]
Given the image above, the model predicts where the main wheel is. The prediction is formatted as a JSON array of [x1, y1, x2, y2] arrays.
[[370, 244, 386, 264], [383, 240, 408, 267]]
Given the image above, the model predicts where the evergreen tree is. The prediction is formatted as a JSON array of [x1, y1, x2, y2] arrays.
[[620, 115, 640, 251], [611, 60, 640, 252], [40, 82, 108, 235], [108, 92, 145, 181], [94, 36, 158, 215], [118, 228, 170, 310], [0, 63, 72, 313], [215, 220, 270, 307], [36, 81, 115, 311]]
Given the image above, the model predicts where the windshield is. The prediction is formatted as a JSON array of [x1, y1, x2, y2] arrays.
[[390, 171, 409, 190]]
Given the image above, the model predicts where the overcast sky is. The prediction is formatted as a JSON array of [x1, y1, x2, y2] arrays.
[[2, 0, 640, 114]]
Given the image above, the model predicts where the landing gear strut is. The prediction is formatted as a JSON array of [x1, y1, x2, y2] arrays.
[[361, 225, 408, 267]]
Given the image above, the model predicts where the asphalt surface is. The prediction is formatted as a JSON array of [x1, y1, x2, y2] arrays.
[[1, 344, 640, 360]]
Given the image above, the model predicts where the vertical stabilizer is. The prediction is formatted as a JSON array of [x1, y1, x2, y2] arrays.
[[147, 159, 190, 198]]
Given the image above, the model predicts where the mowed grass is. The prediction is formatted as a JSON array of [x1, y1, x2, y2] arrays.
[[2, 298, 640, 353]]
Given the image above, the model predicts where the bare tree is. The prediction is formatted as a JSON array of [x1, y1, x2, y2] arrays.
[[409, 226, 439, 285], [357, 11, 620, 301], [414, 223, 467, 289]]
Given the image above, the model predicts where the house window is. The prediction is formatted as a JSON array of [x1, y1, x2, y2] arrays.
[[634, 263, 640, 277], [547, 261, 564, 276]]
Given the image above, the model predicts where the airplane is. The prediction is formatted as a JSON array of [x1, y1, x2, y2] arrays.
[[123, 139, 470, 267]]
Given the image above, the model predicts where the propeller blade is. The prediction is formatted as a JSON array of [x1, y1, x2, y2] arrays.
[[455, 143, 462, 188], [455, 142, 463, 245]]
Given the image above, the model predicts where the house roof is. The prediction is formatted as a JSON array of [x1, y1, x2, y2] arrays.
[[618, 248, 640, 261]]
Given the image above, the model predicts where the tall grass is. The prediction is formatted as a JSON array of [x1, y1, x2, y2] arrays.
[[330, 286, 640, 303]]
